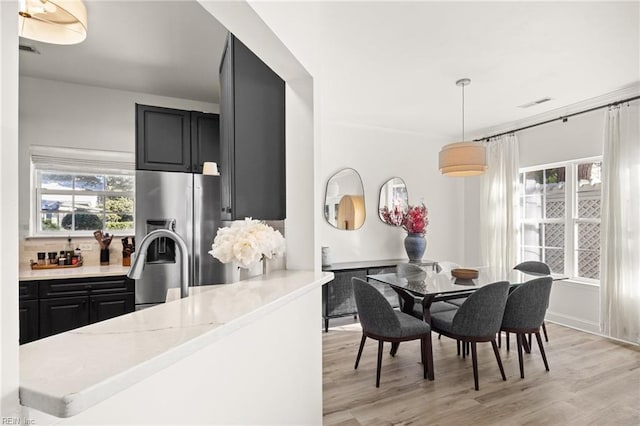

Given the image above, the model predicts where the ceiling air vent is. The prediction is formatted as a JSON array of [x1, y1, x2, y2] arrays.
[[518, 97, 553, 108], [19, 44, 40, 54]]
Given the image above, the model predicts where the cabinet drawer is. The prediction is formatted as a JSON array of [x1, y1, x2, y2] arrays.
[[39, 276, 133, 298], [19, 281, 39, 300]]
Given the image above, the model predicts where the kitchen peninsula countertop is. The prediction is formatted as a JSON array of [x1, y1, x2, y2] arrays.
[[19, 264, 131, 281], [19, 270, 333, 418]]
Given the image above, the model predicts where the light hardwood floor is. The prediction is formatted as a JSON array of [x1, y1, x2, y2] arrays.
[[323, 321, 640, 425]]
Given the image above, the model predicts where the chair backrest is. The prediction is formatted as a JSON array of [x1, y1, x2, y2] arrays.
[[501, 276, 553, 330], [352, 277, 401, 336], [451, 281, 510, 337], [513, 261, 551, 275]]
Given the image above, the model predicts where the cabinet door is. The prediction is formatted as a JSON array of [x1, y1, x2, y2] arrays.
[[325, 270, 367, 318], [219, 36, 235, 220], [19, 300, 39, 344], [136, 104, 192, 172], [39, 296, 89, 338], [191, 112, 220, 174], [232, 36, 286, 220], [90, 293, 134, 324]]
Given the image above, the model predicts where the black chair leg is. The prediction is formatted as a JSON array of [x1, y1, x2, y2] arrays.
[[324, 318, 329, 333], [542, 321, 549, 342], [506, 332, 510, 351], [523, 336, 531, 353], [535, 332, 550, 371], [421, 338, 427, 379], [354, 334, 366, 369], [527, 333, 532, 352], [376, 340, 384, 387], [471, 341, 479, 390], [390, 342, 399, 357], [491, 339, 507, 381], [498, 331, 501, 348], [457, 340, 460, 356], [516, 333, 525, 379]]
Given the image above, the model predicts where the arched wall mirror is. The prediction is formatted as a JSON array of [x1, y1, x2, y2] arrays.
[[378, 177, 409, 225], [324, 168, 366, 230]]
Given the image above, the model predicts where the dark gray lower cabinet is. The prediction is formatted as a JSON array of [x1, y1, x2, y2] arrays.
[[19, 300, 39, 344], [90, 293, 134, 323], [322, 265, 399, 332], [40, 296, 90, 338], [20, 275, 135, 344]]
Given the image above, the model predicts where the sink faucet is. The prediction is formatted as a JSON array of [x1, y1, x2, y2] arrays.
[[127, 229, 190, 299]]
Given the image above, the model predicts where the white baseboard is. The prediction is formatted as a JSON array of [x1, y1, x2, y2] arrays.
[[546, 311, 600, 334]]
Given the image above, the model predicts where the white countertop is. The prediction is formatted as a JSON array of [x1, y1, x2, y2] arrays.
[[19, 269, 333, 418], [19, 264, 131, 281]]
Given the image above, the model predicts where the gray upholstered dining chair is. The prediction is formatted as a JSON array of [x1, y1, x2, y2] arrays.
[[500, 276, 553, 378], [352, 277, 434, 387], [513, 260, 551, 343], [429, 281, 510, 390]]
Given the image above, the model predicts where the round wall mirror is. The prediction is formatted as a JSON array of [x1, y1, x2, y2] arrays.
[[324, 168, 366, 230], [378, 177, 408, 225]]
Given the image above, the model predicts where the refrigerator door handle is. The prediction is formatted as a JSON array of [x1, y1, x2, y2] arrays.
[[193, 178, 202, 286]]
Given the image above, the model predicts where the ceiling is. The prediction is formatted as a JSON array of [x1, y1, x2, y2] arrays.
[[19, 0, 228, 103], [19, 1, 639, 141]]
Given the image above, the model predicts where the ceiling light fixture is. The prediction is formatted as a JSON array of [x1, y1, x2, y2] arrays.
[[18, 0, 87, 45], [438, 78, 487, 177]]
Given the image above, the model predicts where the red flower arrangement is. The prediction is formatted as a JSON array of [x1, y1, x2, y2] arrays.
[[380, 202, 429, 234]]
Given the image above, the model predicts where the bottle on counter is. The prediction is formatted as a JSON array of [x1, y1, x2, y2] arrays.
[[65, 237, 74, 265], [75, 247, 82, 264]]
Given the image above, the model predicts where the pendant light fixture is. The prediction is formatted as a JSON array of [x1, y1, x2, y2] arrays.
[[18, 0, 88, 45], [439, 78, 487, 177]]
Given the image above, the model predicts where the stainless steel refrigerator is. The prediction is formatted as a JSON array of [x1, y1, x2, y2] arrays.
[[135, 170, 232, 308]]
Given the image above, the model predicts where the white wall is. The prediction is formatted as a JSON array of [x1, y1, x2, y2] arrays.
[[0, 1, 21, 418], [18, 76, 218, 239], [319, 121, 464, 264]]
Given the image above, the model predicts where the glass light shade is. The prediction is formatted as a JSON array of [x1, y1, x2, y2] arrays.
[[18, 0, 88, 45], [439, 142, 487, 177], [202, 162, 219, 176]]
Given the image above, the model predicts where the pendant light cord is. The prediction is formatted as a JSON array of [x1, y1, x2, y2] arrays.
[[461, 83, 465, 141]]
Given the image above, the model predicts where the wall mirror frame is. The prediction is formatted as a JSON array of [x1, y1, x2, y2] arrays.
[[323, 168, 366, 230], [378, 177, 409, 225]]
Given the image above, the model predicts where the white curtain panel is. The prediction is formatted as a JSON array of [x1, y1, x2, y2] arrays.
[[600, 103, 640, 344], [479, 134, 520, 276]]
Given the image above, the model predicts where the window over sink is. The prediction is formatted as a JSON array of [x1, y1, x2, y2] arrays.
[[31, 146, 135, 236], [519, 157, 602, 283]]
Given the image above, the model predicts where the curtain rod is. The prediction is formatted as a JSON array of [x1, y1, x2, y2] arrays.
[[475, 94, 640, 142]]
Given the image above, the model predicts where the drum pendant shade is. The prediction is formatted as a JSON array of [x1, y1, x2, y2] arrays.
[[439, 142, 486, 177], [439, 78, 487, 177]]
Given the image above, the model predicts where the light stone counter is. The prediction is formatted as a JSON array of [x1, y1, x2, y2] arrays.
[[19, 269, 333, 418], [19, 264, 131, 281]]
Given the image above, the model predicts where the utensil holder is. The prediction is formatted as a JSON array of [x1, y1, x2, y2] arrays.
[[122, 252, 131, 267], [100, 249, 110, 265]]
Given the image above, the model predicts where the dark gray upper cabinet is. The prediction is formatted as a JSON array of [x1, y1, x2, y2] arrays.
[[191, 112, 220, 174], [219, 34, 286, 220], [136, 104, 220, 173]]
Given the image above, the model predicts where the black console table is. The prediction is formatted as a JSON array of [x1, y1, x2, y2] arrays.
[[321, 259, 438, 332]]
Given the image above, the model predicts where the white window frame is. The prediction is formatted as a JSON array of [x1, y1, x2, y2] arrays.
[[30, 146, 135, 237], [519, 156, 602, 284]]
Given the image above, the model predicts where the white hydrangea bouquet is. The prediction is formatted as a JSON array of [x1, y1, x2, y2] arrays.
[[208, 218, 285, 269]]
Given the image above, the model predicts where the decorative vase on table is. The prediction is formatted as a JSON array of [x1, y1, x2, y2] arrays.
[[404, 232, 426, 263]]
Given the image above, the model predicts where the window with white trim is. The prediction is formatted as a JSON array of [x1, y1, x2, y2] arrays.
[[31, 146, 135, 236], [519, 157, 602, 282]]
